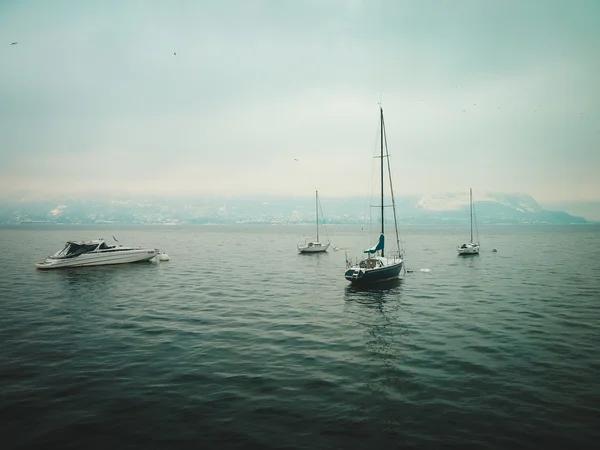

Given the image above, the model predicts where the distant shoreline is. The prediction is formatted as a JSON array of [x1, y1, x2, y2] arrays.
[[3, 221, 598, 228]]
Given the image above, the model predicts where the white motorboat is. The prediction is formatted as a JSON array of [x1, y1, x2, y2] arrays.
[[36, 238, 159, 270]]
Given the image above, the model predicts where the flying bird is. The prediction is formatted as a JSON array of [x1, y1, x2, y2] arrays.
[[173, 52, 176, 56], [294, 158, 298, 161], [11, 42, 18, 45]]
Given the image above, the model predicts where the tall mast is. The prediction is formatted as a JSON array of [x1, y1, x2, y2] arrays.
[[316, 190, 319, 241], [380, 106, 385, 257], [470, 188, 473, 243]]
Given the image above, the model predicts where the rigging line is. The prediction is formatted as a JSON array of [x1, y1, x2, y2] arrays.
[[382, 111, 404, 258], [473, 196, 480, 244], [365, 112, 380, 247], [318, 195, 332, 245]]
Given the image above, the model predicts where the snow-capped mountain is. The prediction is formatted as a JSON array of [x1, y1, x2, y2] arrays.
[[411, 192, 586, 224], [416, 192, 543, 213]]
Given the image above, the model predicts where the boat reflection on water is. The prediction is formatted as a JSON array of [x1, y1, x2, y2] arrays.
[[344, 277, 402, 295], [49, 262, 159, 306], [343, 277, 415, 438], [344, 278, 406, 368]]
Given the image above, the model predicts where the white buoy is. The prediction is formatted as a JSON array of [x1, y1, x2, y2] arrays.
[[159, 253, 170, 261]]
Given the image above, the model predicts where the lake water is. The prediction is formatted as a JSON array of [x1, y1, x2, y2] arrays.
[[1, 224, 599, 449]]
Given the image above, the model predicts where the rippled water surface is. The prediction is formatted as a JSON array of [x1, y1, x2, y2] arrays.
[[1, 224, 599, 449]]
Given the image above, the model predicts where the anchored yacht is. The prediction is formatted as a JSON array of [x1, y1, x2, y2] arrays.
[[36, 238, 159, 270]]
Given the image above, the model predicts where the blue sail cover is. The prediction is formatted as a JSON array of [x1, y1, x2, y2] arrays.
[[364, 234, 384, 254]]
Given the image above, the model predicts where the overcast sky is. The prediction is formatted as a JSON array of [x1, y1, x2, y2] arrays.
[[1, 0, 599, 203]]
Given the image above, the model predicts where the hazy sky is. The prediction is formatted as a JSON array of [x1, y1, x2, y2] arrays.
[[1, 0, 599, 203]]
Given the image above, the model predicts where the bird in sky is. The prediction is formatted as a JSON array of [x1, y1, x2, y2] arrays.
[[174, 52, 176, 56], [11, 42, 18, 45], [294, 158, 298, 161]]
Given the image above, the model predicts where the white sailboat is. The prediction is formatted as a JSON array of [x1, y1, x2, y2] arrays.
[[297, 190, 330, 254], [458, 188, 480, 255]]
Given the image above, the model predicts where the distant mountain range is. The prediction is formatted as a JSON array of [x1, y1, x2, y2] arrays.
[[538, 200, 600, 222], [0, 193, 594, 225]]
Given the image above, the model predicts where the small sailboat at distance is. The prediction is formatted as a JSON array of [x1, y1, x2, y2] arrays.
[[297, 190, 330, 254], [457, 188, 480, 255]]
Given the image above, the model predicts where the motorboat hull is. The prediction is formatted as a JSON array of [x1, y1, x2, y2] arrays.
[[345, 260, 403, 284], [36, 248, 158, 270]]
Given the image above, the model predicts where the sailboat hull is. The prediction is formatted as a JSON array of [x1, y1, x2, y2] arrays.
[[458, 244, 479, 255], [298, 242, 329, 253], [345, 261, 403, 284]]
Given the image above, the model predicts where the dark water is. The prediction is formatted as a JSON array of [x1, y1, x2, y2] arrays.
[[1, 224, 599, 449]]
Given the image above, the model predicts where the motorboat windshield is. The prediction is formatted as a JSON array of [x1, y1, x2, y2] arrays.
[[51, 240, 112, 259]]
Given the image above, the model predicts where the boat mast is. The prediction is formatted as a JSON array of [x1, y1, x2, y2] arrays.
[[380, 106, 384, 257], [470, 188, 473, 243], [316, 190, 319, 242]]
